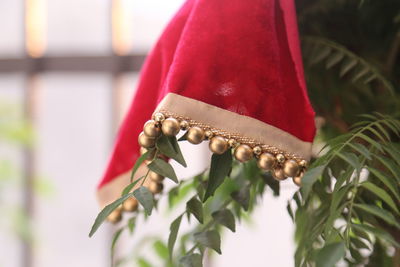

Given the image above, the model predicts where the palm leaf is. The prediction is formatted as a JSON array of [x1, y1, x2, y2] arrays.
[[302, 36, 395, 94]]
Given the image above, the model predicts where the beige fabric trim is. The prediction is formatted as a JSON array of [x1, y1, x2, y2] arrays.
[[155, 93, 313, 160], [97, 164, 151, 208]]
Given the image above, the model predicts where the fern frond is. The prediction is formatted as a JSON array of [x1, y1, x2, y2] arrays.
[[296, 114, 400, 266], [302, 36, 395, 94]]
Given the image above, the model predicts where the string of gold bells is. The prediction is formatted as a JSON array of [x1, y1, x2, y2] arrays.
[[108, 112, 308, 223]]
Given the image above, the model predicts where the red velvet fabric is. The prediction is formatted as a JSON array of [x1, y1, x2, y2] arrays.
[[98, 0, 316, 189]]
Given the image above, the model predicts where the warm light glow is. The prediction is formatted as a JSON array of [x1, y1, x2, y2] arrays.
[[112, 0, 134, 55], [25, 0, 47, 58]]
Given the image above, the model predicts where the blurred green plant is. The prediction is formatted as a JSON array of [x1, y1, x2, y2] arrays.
[[90, 1, 400, 266], [295, 1, 400, 265], [0, 103, 33, 242]]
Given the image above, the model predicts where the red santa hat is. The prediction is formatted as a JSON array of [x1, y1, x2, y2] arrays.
[[97, 0, 316, 212]]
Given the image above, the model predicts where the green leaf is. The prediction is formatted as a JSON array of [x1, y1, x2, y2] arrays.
[[122, 176, 144, 196], [331, 183, 352, 212], [287, 202, 294, 221], [127, 217, 136, 234], [366, 125, 388, 142], [262, 172, 280, 196], [156, 135, 187, 167], [340, 58, 358, 77], [354, 204, 400, 229], [303, 37, 395, 94], [186, 197, 204, 224], [130, 151, 151, 182], [179, 253, 203, 267], [204, 149, 232, 201], [367, 167, 400, 202], [168, 180, 195, 209], [89, 193, 132, 237], [168, 215, 183, 258], [301, 165, 326, 199], [153, 240, 169, 260], [373, 122, 391, 141], [178, 132, 188, 141], [111, 228, 124, 260], [148, 158, 178, 183], [194, 230, 222, 254], [352, 66, 370, 82], [315, 242, 345, 267], [357, 133, 382, 151], [311, 46, 331, 65], [348, 143, 371, 160], [137, 258, 152, 267], [351, 237, 370, 250], [212, 209, 236, 232], [352, 224, 400, 247], [382, 144, 400, 166], [325, 51, 344, 69], [133, 186, 154, 215], [360, 182, 399, 214], [363, 73, 377, 84], [231, 186, 250, 211], [374, 156, 400, 183], [337, 152, 360, 172]]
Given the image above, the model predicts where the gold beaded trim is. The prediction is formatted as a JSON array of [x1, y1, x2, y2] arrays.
[[157, 110, 305, 163]]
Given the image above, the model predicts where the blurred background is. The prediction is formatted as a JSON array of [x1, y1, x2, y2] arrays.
[[0, 1, 300, 267]]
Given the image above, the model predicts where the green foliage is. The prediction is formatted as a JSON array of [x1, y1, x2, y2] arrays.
[[179, 253, 202, 267], [0, 103, 35, 241], [156, 135, 187, 167], [148, 158, 178, 183], [296, 2, 400, 264], [315, 242, 346, 267], [203, 149, 232, 201], [89, 193, 133, 237], [212, 209, 236, 232], [91, 1, 400, 266], [91, 116, 400, 266], [293, 114, 400, 266], [90, 129, 270, 266], [193, 230, 221, 254], [186, 197, 204, 224], [133, 186, 154, 216], [168, 214, 183, 259]]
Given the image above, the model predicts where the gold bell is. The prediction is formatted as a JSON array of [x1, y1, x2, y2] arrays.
[[107, 206, 123, 224], [149, 171, 165, 182], [187, 127, 205, 144], [154, 112, 165, 122], [299, 159, 308, 168], [209, 136, 228, 155], [283, 160, 300, 177], [148, 181, 164, 194], [276, 153, 286, 164], [258, 153, 276, 171], [123, 198, 138, 212], [162, 117, 180, 136], [253, 146, 262, 156], [228, 139, 238, 148], [138, 132, 155, 148], [180, 120, 189, 130], [143, 120, 161, 138], [205, 130, 214, 140], [293, 171, 304, 186], [272, 167, 287, 181], [234, 144, 253, 162]]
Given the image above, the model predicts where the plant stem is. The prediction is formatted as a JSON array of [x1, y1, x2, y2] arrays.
[[344, 157, 366, 247], [141, 149, 159, 186]]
